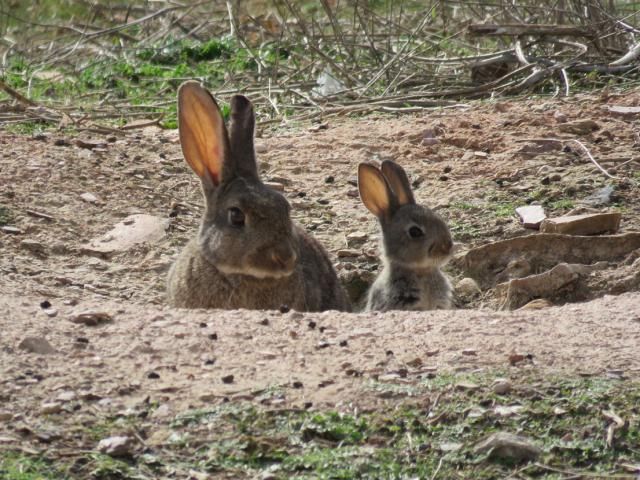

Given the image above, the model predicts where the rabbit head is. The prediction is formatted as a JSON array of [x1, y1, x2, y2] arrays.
[[178, 81, 298, 279], [358, 160, 453, 269]]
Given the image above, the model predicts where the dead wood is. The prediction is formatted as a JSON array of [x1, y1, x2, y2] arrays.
[[468, 24, 593, 38]]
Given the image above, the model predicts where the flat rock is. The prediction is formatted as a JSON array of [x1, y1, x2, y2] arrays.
[[557, 119, 599, 135], [346, 231, 368, 243], [337, 249, 361, 258], [540, 212, 621, 235], [85, 214, 168, 254], [264, 181, 284, 192], [518, 298, 553, 310], [19, 337, 56, 355], [474, 432, 541, 463], [69, 311, 113, 326], [20, 240, 46, 255], [606, 105, 640, 118], [1, 226, 22, 234], [515, 205, 546, 229]]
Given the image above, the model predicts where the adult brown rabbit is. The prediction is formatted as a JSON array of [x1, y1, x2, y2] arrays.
[[358, 160, 453, 311], [167, 81, 351, 312]]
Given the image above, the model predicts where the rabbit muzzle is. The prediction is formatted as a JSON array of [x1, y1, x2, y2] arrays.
[[428, 238, 453, 258], [239, 242, 298, 279]]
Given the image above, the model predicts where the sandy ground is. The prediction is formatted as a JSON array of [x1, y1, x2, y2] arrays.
[[1, 88, 639, 416], [2, 292, 640, 417]]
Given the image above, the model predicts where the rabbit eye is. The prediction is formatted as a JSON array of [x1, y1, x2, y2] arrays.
[[228, 207, 245, 227], [408, 226, 424, 239]]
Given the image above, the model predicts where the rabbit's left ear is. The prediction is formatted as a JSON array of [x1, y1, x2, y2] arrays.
[[358, 163, 394, 219], [178, 81, 229, 187], [381, 160, 415, 206]]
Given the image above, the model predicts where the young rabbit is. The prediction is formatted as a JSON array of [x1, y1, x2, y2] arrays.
[[167, 81, 351, 312], [358, 160, 453, 311]]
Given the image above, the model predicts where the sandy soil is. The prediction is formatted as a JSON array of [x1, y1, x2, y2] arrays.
[[1, 88, 639, 416]]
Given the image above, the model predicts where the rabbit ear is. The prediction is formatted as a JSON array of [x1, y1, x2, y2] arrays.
[[227, 95, 259, 181], [178, 81, 229, 187], [381, 160, 415, 206], [358, 163, 393, 218]]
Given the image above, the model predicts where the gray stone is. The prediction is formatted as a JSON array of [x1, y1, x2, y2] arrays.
[[557, 119, 599, 135], [474, 432, 541, 463], [19, 337, 56, 355], [80, 192, 99, 203], [582, 185, 615, 206], [456, 277, 481, 299], [97, 435, 135, 457], [492, 379, 512, 395], [40, 402, 63, 415]]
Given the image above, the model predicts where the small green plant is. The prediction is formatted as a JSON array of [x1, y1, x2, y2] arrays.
[[0, 452, 64, 480], [0, 205, 13, 226], [491, 202, 516, 218], [549, 199, 575, 210]]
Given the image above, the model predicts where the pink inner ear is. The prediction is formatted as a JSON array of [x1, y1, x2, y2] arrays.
[[207, 142, 223, 185]]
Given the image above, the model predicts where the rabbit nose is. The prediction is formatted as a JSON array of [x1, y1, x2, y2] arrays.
[[429, 238, 453, 256], [271, 248, 297, 271]]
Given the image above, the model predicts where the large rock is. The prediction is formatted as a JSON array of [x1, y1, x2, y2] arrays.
[[474, 432, 541, 463], [458, 233, 640, 288], [495, 263, 588, 310], [540, 213, 621, 235], [85, 214, 168, 254]]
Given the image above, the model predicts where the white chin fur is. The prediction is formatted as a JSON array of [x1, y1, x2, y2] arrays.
[[216, 264, 294, 279], [392, 255, 450, 270]]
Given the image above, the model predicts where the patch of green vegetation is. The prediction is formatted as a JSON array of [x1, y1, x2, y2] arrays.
[[0, 452, 66, 480], [4, 372, 640, 479], [85, 454, 134, 480], [0, 36, 255, 129], [85, 415, 140, 442], [449, 220, 483, 240], [549, 199, 575, 210], [449, 201, 476, 211], [491, 202, 516, 218], [4, 122, 48, 136], [0, 205, 13, 226]]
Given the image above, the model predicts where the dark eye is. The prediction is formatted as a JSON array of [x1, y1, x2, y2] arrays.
[[408, 226, 424, 239], [228, 207, 245, 227]]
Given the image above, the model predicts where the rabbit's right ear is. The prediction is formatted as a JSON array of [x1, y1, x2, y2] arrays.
[[358, 163, 393, 219], [381, 160, 415, 206], [178, 81, 229, 187]]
